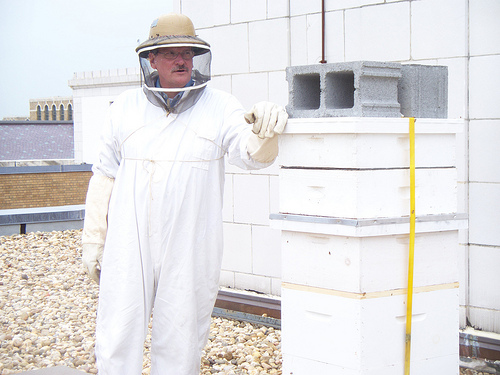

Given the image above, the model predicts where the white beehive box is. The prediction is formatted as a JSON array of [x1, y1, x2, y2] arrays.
[[281, 229, 459, 294], [279, 167, 457, 218], [281, 286, 459, 375], [275, 116, 464, 375], [278, 117, 461, 169]]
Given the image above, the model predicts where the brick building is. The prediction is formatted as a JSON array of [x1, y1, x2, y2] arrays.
[[29, 97, 73, 121]]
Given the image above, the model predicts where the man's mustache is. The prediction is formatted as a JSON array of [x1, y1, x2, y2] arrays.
[[172, 66, 188, 72]]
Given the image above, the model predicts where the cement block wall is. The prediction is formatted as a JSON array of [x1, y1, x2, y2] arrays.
[[70, 0, 500, 334], [174, 0, 500, 335]]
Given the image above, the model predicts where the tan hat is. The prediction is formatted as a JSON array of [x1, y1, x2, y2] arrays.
[[136, 13, 210, 57]]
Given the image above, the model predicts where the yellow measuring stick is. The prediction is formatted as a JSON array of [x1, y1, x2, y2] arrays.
[[405, 117, 416, 375]]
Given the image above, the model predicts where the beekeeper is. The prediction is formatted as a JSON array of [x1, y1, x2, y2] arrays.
[[81, 12, 287, 375]]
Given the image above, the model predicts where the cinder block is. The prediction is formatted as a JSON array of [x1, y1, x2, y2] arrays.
[[286, 61, 402, 118], [281, 286, 459, 374], [286, 61, 449, 119], [279, 167, 457, 219], [398, 64, 448, 118], [281, 230, 459, 293]]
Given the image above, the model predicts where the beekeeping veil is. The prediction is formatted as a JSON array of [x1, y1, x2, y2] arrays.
[[135, 13, 211, 113]]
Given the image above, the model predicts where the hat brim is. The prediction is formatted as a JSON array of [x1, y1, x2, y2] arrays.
[[136, 35, 210, 57]]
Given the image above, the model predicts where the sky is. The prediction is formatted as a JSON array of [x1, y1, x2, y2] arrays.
[[0, 0, 173, 119]]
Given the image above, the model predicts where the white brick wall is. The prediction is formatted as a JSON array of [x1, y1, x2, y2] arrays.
[[411, 0, 468, 60], [345, 2, 411, 61], [178, 0, 499, 334], [71, 0, 500, 334], [69, 68, 141, 164]]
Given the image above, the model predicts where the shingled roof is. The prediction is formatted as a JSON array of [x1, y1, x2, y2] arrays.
[[0, 121, 74, 160]]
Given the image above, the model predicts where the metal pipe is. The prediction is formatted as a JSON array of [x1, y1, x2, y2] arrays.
[[320, 0, 326, 63]]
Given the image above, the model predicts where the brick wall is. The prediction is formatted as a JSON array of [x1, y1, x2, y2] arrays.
[[0, 170, 92, 210]]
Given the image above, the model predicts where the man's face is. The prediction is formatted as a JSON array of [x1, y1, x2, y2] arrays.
[[149, 47, 194, 94]]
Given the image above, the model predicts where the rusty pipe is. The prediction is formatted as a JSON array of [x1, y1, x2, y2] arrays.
[[320, 0, 326, 63]]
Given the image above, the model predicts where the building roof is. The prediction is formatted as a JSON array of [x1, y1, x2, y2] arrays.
[[0, 121, 74, 161]]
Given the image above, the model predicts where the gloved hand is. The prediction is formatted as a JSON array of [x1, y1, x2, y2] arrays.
[[244, 101, 288, 138], [244, 102, 288, 163], [82, 243, 103, 283], [82, 174, 114, 284]]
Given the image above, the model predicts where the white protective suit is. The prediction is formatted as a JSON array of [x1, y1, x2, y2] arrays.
[[91, 86, 272, 375]]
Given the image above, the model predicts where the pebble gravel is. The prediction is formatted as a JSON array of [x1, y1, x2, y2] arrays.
[[0, 230, 281, 375], [0, 229, 486, 375]]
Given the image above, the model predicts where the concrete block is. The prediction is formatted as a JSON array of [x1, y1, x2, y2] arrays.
[[290, 0, 321, 16], [281, 286, 459, 374], [325, 11, 346, 62], [469, 55, 500, 119], [286, 61, 402, 118], [210, 24, 249, 75], [232, 72, 268, 111], [468, 306, 500, 333], [290, 16, 308, 66], [252, 225, 281, 278], [279, 167, 457, 219], [281, 230, 459, 293], [287, 61, 450, 119], [411, 0, 467, 60], [269, 71, 288, 108], [445, 57, 467, 119], [231, 0, 267, 24], [271, 277, 282, 296], [398, 64, 448, 118], [470, 0, 500, 56], [267, 0, 289, 18], [469, 120, 500, 183], [181, 0, 230, 28], [469, 182, 500, 246], [219, 269, 235, 288], [234, 272, 272, 294], [304, 13, 323, 64], [345, 2, 411, 62], [469, 244, 500, 310], [222, 222, 252, 273], [233, 174, 269, 225], [326, 0, 381, 12], [222, 174, 233, 222], [208, 74, 232, 93]]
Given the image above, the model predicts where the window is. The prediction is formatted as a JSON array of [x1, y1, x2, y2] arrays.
[[60, 104, 65, 120], [52, 105, 57, 120], [44, 105, 49, 120], [37, 105, 41, 120], [68, 104, 73, 121]]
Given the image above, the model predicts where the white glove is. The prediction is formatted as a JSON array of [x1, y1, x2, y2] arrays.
[[82, 243, 104, 284], [82, 174, 114, 284], [244, 102, 288, 163], [244, 101, 288, 139]]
